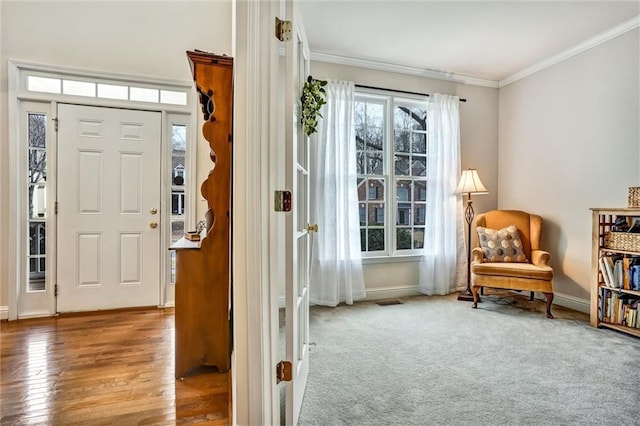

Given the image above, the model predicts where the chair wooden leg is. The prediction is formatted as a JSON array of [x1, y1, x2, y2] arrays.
[[543, 292, 554, 319], [471, 286, 480, 309], [530, 291, 534, 301]]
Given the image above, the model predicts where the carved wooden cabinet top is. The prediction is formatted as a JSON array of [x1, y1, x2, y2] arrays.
[[186, 50, 233, 249]]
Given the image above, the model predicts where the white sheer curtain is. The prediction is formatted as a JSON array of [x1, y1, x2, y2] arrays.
[[309, 79, 366, 307], [418, 93, 466, 295]]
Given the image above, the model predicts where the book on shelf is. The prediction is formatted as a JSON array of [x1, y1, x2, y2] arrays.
[[599, 287, 640, 327], [603, 255, 616, 287], [599, 257, 611, 286]]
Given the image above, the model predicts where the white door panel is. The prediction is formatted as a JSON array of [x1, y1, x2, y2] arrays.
[[285, 5, 311, 424], [57, 104, 161, 312]]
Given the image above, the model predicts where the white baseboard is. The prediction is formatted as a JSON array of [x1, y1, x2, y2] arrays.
[[360, 285, 421, 301], [279, 288, 590, 314], [0, 306, 7, 320], [551, 292, 590, 314], [278, 285, 421, 309]]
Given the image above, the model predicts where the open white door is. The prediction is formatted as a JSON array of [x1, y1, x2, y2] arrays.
[[284, 3, 312, 424]]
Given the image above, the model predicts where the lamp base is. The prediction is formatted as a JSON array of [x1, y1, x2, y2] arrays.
[[456, 290, 475, 302]]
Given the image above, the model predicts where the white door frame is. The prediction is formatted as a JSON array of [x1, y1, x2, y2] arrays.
[[232, 0, 284, 424], [232, 0, 312, 424], [7, 60, 196, 320]]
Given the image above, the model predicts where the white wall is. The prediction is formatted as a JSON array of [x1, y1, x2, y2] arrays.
[[499, 28, 639, 300], [0, 1, 232, 310], [307, 61, 499, 298]]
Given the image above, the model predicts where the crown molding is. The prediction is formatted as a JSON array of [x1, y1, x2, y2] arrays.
[[310, 51, 500, 88], [500, 15, 640, 88]]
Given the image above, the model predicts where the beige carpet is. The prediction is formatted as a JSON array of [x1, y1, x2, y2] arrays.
[[297, 291, 640, 425]]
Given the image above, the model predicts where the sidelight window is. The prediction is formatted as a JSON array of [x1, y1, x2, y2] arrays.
[[27, 113, 48, 291]]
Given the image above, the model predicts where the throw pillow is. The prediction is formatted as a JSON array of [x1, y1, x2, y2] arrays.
[[476, 224, 528, 263]]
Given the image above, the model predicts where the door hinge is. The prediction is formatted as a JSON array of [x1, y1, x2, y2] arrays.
[[274, 190, 292, 212], [276, 360, 292, 384], [53, 117, 59, 132], [54, 284, 58, 297], [55, 201, 58, 215], [275, 17, 292, 42]]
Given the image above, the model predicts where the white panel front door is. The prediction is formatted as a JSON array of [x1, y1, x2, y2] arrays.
[[57, 104, 161, 312], [285, 6, 312, 424]]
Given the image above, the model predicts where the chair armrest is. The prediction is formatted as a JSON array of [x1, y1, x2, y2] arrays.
[[471, 247, 485, 264], [531, 249, 551, 267]]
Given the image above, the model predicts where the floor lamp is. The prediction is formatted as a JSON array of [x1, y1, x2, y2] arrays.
[[455, 168, 488, 301]]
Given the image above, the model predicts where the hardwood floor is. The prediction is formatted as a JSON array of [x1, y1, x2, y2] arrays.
[[0, 308, 230, 425]]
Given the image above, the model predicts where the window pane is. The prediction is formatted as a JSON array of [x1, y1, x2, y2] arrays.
[[396, 228, 412, 250], [396, 180, 411, 202], [355, 102, 365, 126], [356, 152, 366, 174], [29, 184, 47, 219], [360, 229, 366, 251], [171, 220, 184, 242], [394, 130, 410, 153], [172, 125, 187, 152], [359, 203, 366, 226], [394, 106, 413, 130], [367, 153, 383, 175], [172, 192, 185, 215], [395, 155, 409, 175], [97, 83, 128, 100], [413, 228, 425, 249], [366, 103, 383, 124], [161, 90, 188, 105], [414, 203, 426, 225], [355, 126, 365, 150], [63, 79, 96, 97], [411, 133, 426, 153], [29, 149, 47, 183], [411, 157, 427, 176], [357, 178, 366, 201], [27, 76, 61, 94], [414, 181, 427, 201], [130, 86, 158, 103], [411, 108, 427, 130], [367, 127, 383, 151], [397, 203, 411, 225], [367, 179, 384, 201], [368, 204, 384, 226], [367, 229, 385, 251], [28, 114, 46, 147]]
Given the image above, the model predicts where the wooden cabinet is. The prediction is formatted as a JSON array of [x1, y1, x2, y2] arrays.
[[591, 208, 640, 337], [170, 51, 234, 378]]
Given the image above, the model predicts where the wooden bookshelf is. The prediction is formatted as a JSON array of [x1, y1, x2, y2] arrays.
[[591, 208, 640, 337]]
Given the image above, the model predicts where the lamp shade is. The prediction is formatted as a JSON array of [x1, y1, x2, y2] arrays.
[[455, 168, 488, 195]]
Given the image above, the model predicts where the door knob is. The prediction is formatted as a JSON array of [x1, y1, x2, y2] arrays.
[[149, 221, 158, 229], [150, 208, 158, 214]]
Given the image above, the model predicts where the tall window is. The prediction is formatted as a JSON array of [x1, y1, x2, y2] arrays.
[[27, 113, 47, 291], [355, 93, 428, 256], [170, 124, 187, 283]]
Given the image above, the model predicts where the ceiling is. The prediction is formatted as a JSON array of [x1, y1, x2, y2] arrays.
[[298, 1, 640, 85]]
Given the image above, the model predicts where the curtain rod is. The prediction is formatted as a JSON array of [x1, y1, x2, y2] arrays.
[[355, 84, 467, 103]]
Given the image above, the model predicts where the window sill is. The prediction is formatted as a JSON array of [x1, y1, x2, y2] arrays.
[[362, 254, 423, 265]]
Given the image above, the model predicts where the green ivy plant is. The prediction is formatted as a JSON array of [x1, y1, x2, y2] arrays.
[[300, 76, 327, 136]]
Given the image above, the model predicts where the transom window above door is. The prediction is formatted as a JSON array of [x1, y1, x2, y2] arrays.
[[26, 75, 188, 106]]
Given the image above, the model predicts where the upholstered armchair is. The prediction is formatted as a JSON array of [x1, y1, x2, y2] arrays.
[[470, 210, 554, 318]]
